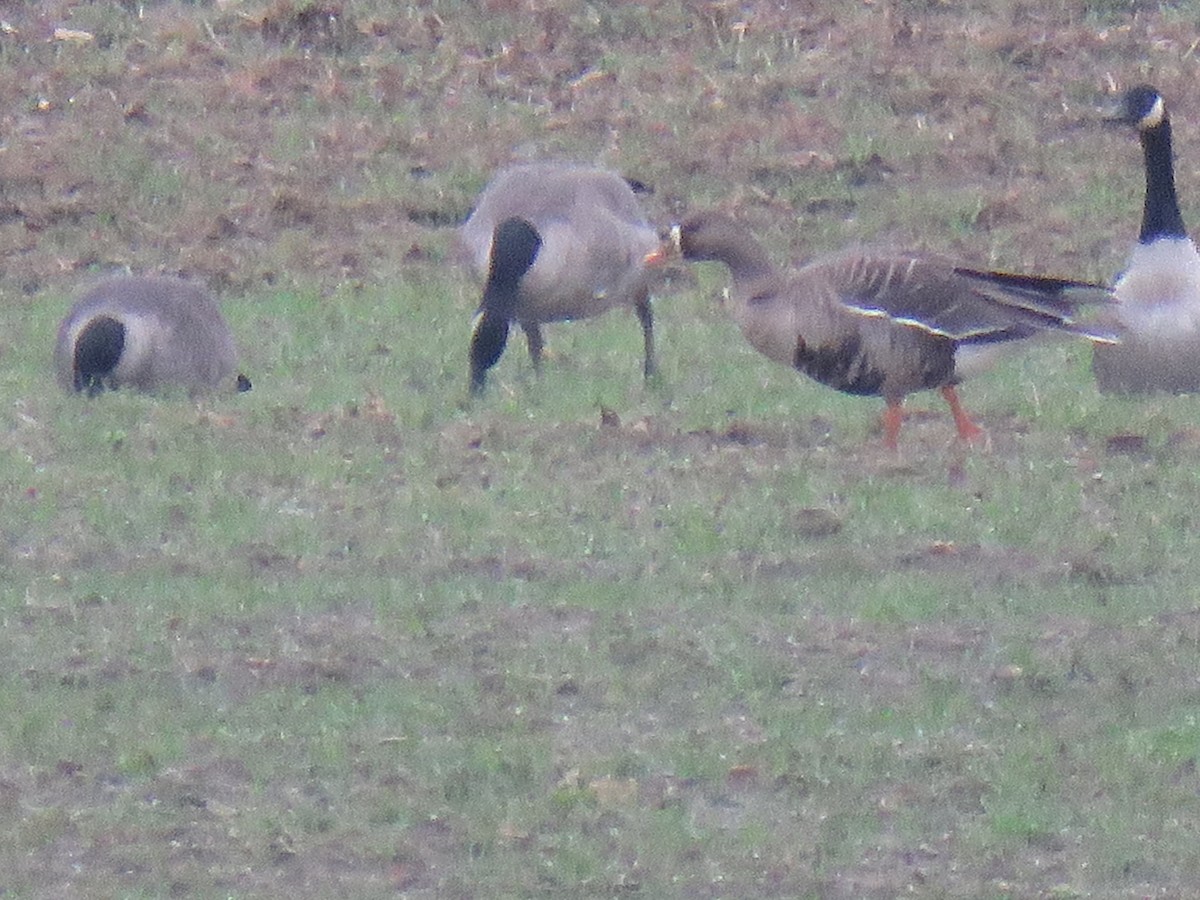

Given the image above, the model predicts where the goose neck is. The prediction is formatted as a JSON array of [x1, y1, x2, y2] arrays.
[[698, 233, 774, 283], [1140, 118, 1188, 242]]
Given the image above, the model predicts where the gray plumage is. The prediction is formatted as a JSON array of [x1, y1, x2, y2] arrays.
[[663, 211, 1115, 447], [458, 162, 659, 393], [54, 276, 243, 395]]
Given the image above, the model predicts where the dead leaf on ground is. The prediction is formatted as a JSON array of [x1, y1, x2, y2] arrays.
[[588, 776, 638, 809], [1105, 432, 1149, 456], [790, 507, 843, 538]]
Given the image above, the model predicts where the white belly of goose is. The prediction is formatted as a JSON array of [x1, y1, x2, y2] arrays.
[[1113, 239, 1200, 337]]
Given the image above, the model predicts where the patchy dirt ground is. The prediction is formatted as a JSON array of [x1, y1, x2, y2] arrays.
[[4, 0, 1197, 298]]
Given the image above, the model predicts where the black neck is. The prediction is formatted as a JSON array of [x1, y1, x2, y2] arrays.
[[73, 316, 125, 395], [483, 218, 541, 318], [1140, 117, 1188, 242], [470, 218, 539, 395]]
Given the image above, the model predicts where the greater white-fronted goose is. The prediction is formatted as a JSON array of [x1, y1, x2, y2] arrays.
[[458, 162, 659, 395], [653, 211, 1115, 449], [55, 275, 249, 395], [1092, 84, 1200, 394]]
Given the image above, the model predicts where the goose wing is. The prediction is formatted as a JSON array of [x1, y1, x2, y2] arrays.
[[952, 267, 1118, 343], [810, 251, 1116, 344]]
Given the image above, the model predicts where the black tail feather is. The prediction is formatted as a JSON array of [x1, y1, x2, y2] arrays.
[[954, 267, 1115, 314]]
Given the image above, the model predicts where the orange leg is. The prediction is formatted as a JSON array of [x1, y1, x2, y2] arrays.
[[882, 399, 905, 451], [941, 385, 985, 444]]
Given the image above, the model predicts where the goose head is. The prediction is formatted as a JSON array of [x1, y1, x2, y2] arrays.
[[646, 212, 774, 281], [1106, 84, 1167, 132]]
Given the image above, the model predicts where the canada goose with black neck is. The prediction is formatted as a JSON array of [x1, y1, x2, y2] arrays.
[[55, 276, 249, 395], [653, 211, 1116, 449], [1092, 84, 1200, 394], [459, 163, 659, 395]]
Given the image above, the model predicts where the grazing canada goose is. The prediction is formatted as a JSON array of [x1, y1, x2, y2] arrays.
[[458, 162, 659, 395], [1092, 84, 1200, 394], [55, 275, 250, 395], [652, 211, 1116, 448]]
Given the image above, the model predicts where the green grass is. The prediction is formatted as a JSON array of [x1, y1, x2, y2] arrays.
[[16, 269, 1200, 895], [9, 0, 1200, 896]]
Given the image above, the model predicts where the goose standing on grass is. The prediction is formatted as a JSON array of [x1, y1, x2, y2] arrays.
[[1092, 84, 1200, 394], [650, 211, 1116, 449], [458, 162, 660, 395], [55, 275, 250, 395]]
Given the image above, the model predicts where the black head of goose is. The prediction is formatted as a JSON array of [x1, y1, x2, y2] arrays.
[[652, 211, 1116, 449], [458, 162, 660, 396], [1092, 84, 1200, 394], [55, 275, 250, 396]]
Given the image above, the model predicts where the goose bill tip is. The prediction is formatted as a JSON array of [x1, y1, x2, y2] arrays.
[[644, 224, 683, 266]]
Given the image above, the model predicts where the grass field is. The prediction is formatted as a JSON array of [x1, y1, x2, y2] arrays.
[[4, 1, 1200, 896]]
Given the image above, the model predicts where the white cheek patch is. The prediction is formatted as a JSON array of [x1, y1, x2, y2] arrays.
[[1140, 95, 1166, 130], [477, 238, 495, 276], [66, 310, 145, 369], [110, 312, 156, 379]]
